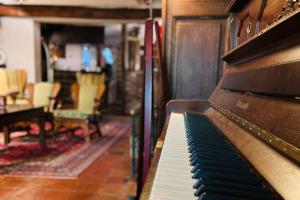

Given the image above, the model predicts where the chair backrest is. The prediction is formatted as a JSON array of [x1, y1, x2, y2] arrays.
[[0, 68, 8, 95], [32, 82, 53, 107], [6, 69, 19, 93], [72, 73, 106, 109], [96, 84, 106, 102], [70, 83, 80, 108], [17, 69, 27, 98], [76, 73, 105, 85], [78, 84, 98, 114], [48, 82, 61, 112], [94, 74, 105, 85]]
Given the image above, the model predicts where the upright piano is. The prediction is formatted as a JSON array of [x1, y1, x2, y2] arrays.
[[140, 0, 300, 199]]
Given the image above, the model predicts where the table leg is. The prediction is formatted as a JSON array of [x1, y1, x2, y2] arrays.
[[3, 126, 10, 145], [39, 115, 46, 149]]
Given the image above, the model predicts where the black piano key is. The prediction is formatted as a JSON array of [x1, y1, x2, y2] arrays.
[[183, 112, 279, 200], [191, 156, 249, 167], [191, 159, 251, 171], [191, 163, 250, 174], [189, 152, 243, 164], [188, 144, 231, 151], [198, 193, 253, 200], [189, 149, 242, 161], [192, 164, 254, 176], [189, 144, 234, 153], [190, 153, 246, 163], [189, 147, 241, 157], [192, 169, 262, 186], [193, 179, 273, 194], [195, 185, 278, 200], [187, 136, 228, 141], [189, 152, 238, 162]]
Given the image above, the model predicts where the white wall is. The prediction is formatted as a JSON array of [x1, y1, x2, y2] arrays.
[[104, 24, 122, 46], [0, 17, 41, 82]]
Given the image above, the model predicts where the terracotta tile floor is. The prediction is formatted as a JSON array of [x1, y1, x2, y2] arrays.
[[0, 125, 137, 200]]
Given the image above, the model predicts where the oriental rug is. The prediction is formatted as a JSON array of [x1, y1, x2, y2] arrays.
[[0, 118, 130, 179]]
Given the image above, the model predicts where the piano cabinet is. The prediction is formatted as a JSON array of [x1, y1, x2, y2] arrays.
[[141, 100, 300, 200]]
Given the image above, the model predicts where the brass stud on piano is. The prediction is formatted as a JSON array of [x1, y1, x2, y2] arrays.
[[269, 139, 272, 143]]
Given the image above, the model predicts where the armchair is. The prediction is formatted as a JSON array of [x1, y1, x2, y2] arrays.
[[54, 83, 106, 142]]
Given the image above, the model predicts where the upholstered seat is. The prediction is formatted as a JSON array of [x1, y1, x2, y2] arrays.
[[54, 109, 100, 120]]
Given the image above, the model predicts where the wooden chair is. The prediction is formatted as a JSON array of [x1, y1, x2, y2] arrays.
[[54, 83, 106, 142]]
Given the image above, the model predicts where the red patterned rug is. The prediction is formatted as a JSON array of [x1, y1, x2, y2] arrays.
[[0, 118, 130, 179]]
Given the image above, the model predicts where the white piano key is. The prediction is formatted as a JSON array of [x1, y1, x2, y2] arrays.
[[149, 113, 197, 200]]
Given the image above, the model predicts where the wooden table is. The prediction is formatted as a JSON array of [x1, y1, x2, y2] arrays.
[[0, 105, 46, 149]]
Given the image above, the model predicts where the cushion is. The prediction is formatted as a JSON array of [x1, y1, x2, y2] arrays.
[[54, 109, 90, 120], [0, 68, 9, 95]]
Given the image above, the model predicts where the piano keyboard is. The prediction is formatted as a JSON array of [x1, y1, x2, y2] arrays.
[[149, 112, 279, 200]]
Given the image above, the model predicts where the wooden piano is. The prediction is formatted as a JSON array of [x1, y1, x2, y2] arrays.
[[140, 0, 300, 199]]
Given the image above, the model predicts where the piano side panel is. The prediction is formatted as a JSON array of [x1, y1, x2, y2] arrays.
[[140, 116, 170, 200], [205, 108, 300, 200]]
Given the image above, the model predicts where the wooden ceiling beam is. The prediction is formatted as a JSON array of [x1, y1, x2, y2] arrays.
[[0, 5, 161, 20]]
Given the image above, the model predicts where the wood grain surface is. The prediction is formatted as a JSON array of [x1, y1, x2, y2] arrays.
[[221, 60, 300, 97], [0, 5, 161, 19]]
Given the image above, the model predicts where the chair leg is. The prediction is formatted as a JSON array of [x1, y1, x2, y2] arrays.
[[54, 120, 62, 134], [3, 126, 10, 145], [95, 122, 102, 137], [82, 123, 90, 142]]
